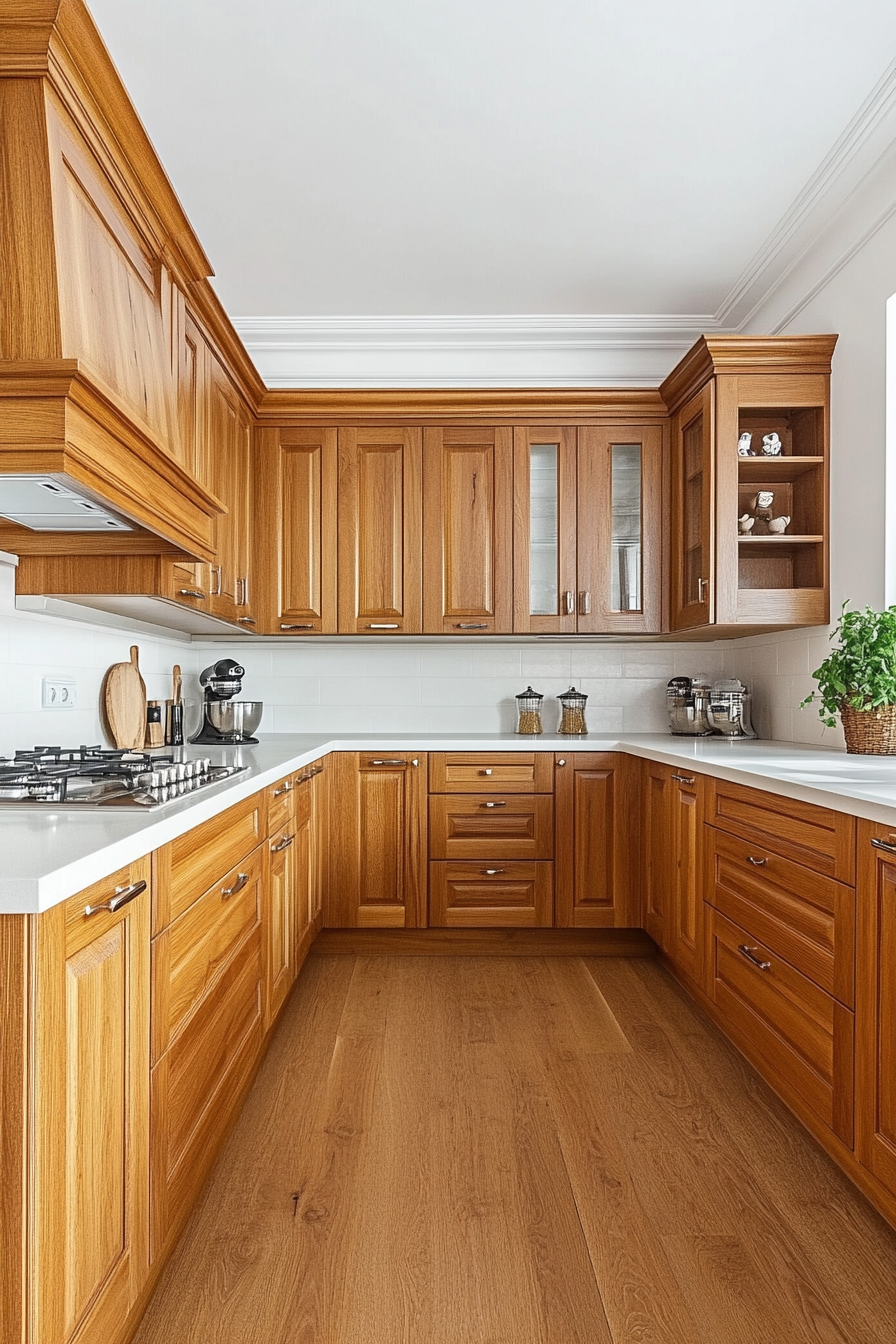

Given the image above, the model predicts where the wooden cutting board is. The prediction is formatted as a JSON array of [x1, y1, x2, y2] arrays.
[[102, 645, 147, 750]]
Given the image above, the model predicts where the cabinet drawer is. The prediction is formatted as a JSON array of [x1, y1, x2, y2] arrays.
[[429, 752, 553, 793], [709, 779, 855, 883], [64, 859, 150, 955], [267, 776, 296, 837], [156, 793, 265, 931], [429, 861, 553, 927], [707, 828, 855, 1006], [152, 846, 263, 1061], [429, 794, 553, 859], [708, 909, 853, 1144]]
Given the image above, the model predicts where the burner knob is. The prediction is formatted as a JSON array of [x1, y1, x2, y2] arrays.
[[175, 763, 187, 781]]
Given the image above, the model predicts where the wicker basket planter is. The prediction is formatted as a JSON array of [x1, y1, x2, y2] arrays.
[[840, 702, 896, 755]]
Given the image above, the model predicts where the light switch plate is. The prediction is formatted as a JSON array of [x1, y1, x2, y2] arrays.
[[42, 678, 77, 708]]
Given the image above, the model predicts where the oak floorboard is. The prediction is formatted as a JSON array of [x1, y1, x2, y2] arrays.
[[133, 954, 896, 1344]]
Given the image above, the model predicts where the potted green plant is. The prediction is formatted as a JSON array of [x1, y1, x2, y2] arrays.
[[802, 603, 896, 753]]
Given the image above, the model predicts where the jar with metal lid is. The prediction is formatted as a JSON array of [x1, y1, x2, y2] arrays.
[[515, 686, 544, 735], [558, 686, 588, 736]]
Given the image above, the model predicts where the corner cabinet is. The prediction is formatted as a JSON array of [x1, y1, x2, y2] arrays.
[[663, 336, 836, 633]]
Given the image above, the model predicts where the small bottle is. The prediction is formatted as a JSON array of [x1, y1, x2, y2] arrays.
[[515, 686, 544, 735], [144, 700, 164, 749], [558, 686, 588, 736]]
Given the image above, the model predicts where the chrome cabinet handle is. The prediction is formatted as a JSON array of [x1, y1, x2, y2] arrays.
[[273, 782, 292, 796], [455, 622, 488, 629], [698, 577, 708, 603], [210, 565, 222, 597], [367, 623, 399, 629], [747, 855, 768, 867], [222, 872, 249, 897], [481, 768, 493, 776], [177, 588, 206, 599], [370, 758, 406, 766], [84, 879, 146, 917], [737, 944, 771, 971], [871, 837, 896, 854], [671, 773, 695, 785], [556, 758, 567, 767], [271, 835, 295, 853], [280, 623, 315, 630], [237, 616, 256, 625], [578, 591, 592, 615], [483, 800, 507, 808], [564, 590, 575, 615], [482, 868, 506, 876], [411, 758, 419, 767]]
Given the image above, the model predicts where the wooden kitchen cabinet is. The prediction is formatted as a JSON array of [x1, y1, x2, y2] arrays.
[[662, 336, 836, 633], [208, 358, 255, 628], [254, 426, 338, 634], [554, 752, 638, 928], [325, 752, 428, 927], [28, 861, 151, 1344], [513, 424, 664, 634], [662, 764, 706, 984], [266, 774, 298, 1028], [856, 823, 896, 1207], [338, 427, 423, 633], [642, 758, 672, 948], [423, 426, 513, 633]]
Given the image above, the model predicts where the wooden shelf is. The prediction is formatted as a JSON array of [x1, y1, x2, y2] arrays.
[[737, 534, 823, 545], [737, 456, 824, 481]]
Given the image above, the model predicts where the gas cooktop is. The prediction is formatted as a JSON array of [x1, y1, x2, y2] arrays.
[[0, 745, 249, 808]]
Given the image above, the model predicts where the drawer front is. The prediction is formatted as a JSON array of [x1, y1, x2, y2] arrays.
[[707, 828, 855, 1006], [160, 793, 265, 929], [429, 861, 553, 927], [267, 777, 296, 836], [152, 846, 264, 1061], [429, 794, 553, 859], [709, 779, 855, 883], [64, 858, 150, 955], [429, 752, 553, 793], [708, 909, 853, 1143]]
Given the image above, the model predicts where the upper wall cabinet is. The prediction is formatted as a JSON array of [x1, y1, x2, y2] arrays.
[[422, 426, 514, 634], [662, 336, 836, 634], [512, 423, 664, 635]]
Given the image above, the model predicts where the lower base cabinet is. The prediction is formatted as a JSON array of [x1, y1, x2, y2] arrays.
[[857, 823, 896, 1204], [555, 752, 637, 927], [641, 760, 704, 979]]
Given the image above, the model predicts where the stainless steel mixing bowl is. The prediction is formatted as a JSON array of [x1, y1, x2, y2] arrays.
[[205, 700, 263, 738]]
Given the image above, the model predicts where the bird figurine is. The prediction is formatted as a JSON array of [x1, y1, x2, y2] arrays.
[[767, 514, 791, 534], [738, 514, 755, 534], [737, 432, 754, 457]]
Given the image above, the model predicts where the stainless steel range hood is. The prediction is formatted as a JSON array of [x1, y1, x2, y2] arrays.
[[0, 475, 134, 532]]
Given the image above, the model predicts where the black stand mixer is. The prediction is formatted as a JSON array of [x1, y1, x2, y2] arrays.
[[190, 658, 263, 745]]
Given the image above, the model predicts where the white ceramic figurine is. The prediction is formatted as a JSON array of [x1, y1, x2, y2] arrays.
[[762, 432, 783, 456], [767, 514, 791, 534], [738, 514, 755, 534], [737, 432, 754, 456]]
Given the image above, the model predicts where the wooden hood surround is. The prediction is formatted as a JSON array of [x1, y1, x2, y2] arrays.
[[0, 3, 837, 637]]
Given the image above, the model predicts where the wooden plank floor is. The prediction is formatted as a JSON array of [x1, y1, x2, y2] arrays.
[[133, 955, 896, 1344]]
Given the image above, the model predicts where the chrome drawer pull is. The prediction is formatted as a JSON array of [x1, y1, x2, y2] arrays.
[[177, 588, 206, 599], [483, 801, 507, 808], [367, 623, 399, 629], [482, 868, 506, 876], [370, 759, 406, 766], [456, 622, 488, 629], [237, 616, 257, 625], [871, 836, 896, 855], [222, 872, 249, 897], [280, 623, 315, 630], [746, 856, 768, 867], [671, 773, 695, 785], [273, 782, 292, 796], [737, 944, 771, 971], [84, 879, 146, 917], [271, 835, 295, 853]]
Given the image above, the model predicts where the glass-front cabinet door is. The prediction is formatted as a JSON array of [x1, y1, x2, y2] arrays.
[[577, 424, 663, 634], [512, 427, 578, 632], [670, 384, 714, 630]]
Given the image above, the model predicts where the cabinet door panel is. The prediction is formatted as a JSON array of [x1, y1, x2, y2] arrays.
[[577, 424, 664, 634], [669, 773, 704, 983], [259, 427, 337, 634], [643, 760, 671, 948], [430, 861, 552, 927], [423, 427, 512, 633], [670, 384, 714, 630], [266, 835, 295, 1027], [338, 427, 422, 632], [857, 825, 896, 1199], [512, 426, 577, 633], [555, 754, 637, 928]]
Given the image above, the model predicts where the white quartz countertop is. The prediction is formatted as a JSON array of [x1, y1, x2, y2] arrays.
[[5, 732, 896, 913]]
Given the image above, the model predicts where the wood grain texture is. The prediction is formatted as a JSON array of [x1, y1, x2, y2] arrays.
[[131, 953, 895, 1344], [669, 383, 714, 631], [554, 753, 638, 928], [311, 927, 656, 956], [856, 822, 896, 1201], [101, 643, 146, 749], [709, 778, 855, 883], [429, 750, 554, 794], [429, 792, 554, 861]]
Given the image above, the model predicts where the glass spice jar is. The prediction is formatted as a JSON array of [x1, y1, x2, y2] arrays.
[[515, 685, 544, 735], [558, 686, 588, 736]]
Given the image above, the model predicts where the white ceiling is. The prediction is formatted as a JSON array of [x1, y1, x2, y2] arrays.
[[88, 0, 896, 320]]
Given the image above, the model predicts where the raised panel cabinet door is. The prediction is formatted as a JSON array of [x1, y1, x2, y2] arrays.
[[670, 383, 714, 630], [577, 424, 664, 634], [554, 753, 637, 928], [429, 861, 553, 928], [265, 427, 338, 634], [31, 862, 150, 1344], [857, 824, 896, 1201], [324, 752, 427, 928], [292, 786, 313, 968], [512, 426, 578, 633], [643, 760, 672, 949], [266, 828, 296, 1028], [668, 770, 706, 984], [423, 427, 513, 633], [208, 357, 241, 619], [338, 427, 422, 633]]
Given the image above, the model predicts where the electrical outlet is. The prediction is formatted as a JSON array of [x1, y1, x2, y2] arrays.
[[42, 678, 77, 709]]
